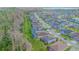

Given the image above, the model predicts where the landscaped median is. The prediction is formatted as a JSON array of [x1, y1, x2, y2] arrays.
[[22, 14, 47, 51]]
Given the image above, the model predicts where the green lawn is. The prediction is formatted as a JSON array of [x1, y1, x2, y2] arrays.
[[61, 34, 73, 41], [23, 14, 47, 51], [64, 25, 79, 32]]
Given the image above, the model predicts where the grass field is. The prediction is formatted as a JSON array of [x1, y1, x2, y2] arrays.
[[23, 14, 47, 51]]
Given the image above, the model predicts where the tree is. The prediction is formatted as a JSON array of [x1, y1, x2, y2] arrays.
[[0, 25, 12, 51]]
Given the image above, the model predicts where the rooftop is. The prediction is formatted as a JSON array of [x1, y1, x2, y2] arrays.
[[36, 31, 49, 38], [40, 36, 56, 44], [47, 41, 68, 51]]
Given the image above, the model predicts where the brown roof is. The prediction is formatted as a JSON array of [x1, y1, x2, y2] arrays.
[[48, 41, 68, 51], [37, 31, 49, 37], [73, 32, 79, 38]]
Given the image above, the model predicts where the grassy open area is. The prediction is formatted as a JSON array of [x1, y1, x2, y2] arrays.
[[23, 14, 47, 51], [64, 46, 72, 51], [61, 34, 73, 41], [64, 24, 79, 32], [67, 27, 79, 32]]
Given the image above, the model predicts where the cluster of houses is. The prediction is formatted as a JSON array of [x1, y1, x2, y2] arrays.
[[30, 13, 57, 44], [29, 11, 79, 51], [39, 12, 79, 41]]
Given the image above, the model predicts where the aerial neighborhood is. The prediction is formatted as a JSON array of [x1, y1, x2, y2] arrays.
[[0, 8, 79, 51], [29, 8, 79, 51]]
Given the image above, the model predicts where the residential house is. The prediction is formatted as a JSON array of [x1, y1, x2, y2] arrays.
[[71, 32, 79, 41], [40, 36, 57, 44], [47, 41, 68, 51], [36, 31, 49, 38]]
